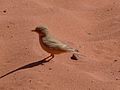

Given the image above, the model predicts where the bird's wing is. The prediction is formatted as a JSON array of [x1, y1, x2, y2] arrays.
[[42, 36, 76, 52]]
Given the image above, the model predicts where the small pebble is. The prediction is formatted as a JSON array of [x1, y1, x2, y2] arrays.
[[7, 26, 10, 28], [116, 78, 119, 80], [114, 60, 117, 62], [49, 68, 52, 70], [29, 79, 32, 83], [3, 10, 6, 13], [88, 33, 91, 35], [71, 53, 80, 60], [11, 36, 13, 38]]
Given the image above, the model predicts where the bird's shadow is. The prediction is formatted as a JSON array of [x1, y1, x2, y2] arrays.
[[0, 55, 53, 79]]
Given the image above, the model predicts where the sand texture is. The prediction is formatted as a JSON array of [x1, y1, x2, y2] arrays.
[[0, 0, 120, 90]]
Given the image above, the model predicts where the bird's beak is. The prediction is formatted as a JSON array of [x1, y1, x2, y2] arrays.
[[31, 30, 36, 32]]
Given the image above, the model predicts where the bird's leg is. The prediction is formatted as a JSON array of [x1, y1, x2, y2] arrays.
[[44, 54, 52, 60], [47, 54, 54, 62], [51, 54, 54, 58]]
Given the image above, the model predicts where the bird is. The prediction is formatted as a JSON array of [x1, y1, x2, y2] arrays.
[[32, 26, 80, 61]]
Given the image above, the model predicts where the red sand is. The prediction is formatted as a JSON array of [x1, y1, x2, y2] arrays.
[[0, 0, 120, 90]]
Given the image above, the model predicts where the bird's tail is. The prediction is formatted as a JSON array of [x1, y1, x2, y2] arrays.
[[65, 46, 86, 57]]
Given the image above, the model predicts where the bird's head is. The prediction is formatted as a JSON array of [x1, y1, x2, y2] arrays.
[[32, 26, 48, 37]]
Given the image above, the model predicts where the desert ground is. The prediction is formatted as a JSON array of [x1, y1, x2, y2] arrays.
[[0, 0, 120, 90]]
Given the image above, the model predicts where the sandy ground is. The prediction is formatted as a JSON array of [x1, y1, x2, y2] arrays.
[[0, 0, 120, 90]]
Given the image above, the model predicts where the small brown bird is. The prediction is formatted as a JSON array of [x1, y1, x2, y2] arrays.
[[32, 26, 80, 60]]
